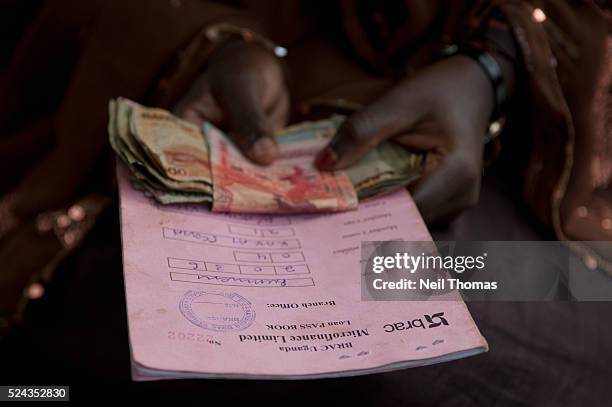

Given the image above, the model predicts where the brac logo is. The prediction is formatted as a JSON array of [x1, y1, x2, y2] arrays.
[[424, 312, 448, 328], [383, 312, 449, 333]]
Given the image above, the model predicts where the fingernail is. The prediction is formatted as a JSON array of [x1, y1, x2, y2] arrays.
[[315, 147, 338, 169], [250, 137, 278, 164]]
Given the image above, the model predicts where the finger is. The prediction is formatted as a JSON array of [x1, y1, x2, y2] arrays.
[[213, 76, 278, 165], [412, 153, 481, 223], [175, 100, 224, 127], [267, 89, 290, 131], [173, 76, 224, 125], [314, 89, 421, 170]]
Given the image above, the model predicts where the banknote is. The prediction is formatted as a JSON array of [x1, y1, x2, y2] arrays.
[[347, 141, 423, 199], [109, 98, 423, 212], [129, 102, 212, 188], [206, 122, 359, 213], [271, 117, 423, 200], [109, 98, 212, 203]]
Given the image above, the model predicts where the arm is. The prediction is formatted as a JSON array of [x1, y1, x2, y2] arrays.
[[3, 0, 268, 221], [314, 4, 521, 223]]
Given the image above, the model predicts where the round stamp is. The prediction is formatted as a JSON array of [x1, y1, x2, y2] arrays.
[[179, 290, 255, 332]]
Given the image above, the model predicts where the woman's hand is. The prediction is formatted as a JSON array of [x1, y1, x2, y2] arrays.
[[174, 39, 289, 164], [315, 55, 501, 223]]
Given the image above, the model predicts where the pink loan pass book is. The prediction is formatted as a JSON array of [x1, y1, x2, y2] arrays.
[[116, 163, 487, 380]]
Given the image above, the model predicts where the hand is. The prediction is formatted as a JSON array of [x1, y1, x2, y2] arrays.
[[315, 55, 500, 223], [174, 39, 289, 164]]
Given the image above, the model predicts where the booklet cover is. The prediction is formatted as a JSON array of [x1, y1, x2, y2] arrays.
[[116, 164, 487, 380]]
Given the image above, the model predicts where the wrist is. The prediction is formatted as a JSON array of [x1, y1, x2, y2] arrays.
[[205, 23, 287, 60], [489, 50, 516, 102], [448, 54, 496, 126], [208, 37, 253, 63], [442, 45, 510, 123]]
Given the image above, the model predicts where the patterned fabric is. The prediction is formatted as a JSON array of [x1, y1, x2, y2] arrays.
[[0, 0, 610, 328]]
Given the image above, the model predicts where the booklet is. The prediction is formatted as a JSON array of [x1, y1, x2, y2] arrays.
[[117, 164, 487, 380]]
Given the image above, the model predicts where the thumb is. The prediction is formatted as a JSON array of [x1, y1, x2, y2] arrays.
[[213, 78, 278, 165], [315, 91, 420, 170]]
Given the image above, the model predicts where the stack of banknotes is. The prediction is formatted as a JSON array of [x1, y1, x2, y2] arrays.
[[108, 98, 422, 213]]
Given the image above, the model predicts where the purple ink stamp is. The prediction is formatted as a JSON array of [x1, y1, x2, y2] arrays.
[[179, 290, 255, 331]]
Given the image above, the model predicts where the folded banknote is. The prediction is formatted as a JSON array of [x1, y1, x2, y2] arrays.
[[108, 98, 423, 213]]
